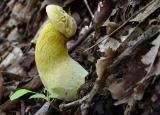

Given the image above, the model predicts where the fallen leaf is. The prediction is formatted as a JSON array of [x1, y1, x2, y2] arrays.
[[134, 34, 160, 100], [0, 47, 23, 68], [7, 27, 21, 42], [96, 48, 114, 78], [106, 26, 159, 105], [93, 0, 116, 31]]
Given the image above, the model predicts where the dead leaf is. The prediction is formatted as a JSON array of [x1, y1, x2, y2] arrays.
[[93, 0, 116, 31], [19, 54, 35, 71], [0, 100, 20, 111], [106, 26, 159, 105], [134, 34, 160, 100], [141, 34, 160, 71], [7, 27, 21, 42], [106, 22, 119, 35], [96, 48, 114, 77], [0, 47, 23, 67]]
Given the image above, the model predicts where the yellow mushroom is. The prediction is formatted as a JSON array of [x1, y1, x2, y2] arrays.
[[35, 5, 88, 101]]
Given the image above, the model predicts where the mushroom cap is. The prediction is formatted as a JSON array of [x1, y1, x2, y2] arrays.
[[46, 5, 77, 39]]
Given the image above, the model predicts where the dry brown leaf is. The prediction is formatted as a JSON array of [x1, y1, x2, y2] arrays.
[[20, 76, 42, 91], [93, 0, 116, 31], [0, 100, 20, 111], [108, 53, 148, 105], [141, 35, 160, 66], [133, 34, 160, 100], [19, 54, 35, 71], [0, 47, 22, 67], [7, 27, 21, 42], [96, 48, 114, 77], [108, 79, 125, 100], [106, 22, 119, 35], [106, 27, 160, 105]]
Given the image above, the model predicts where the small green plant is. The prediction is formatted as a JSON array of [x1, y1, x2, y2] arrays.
[[10, 89, 59, 101]]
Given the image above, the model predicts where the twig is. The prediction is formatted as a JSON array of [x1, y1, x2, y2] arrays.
[[20, 100, 25, 115], [49, 100, 65, 115], [83, 0, 94, 18], [35, 100, 65, 115], [59, 95, 89, 110], [84, 35, 109, 52], [35, 102, 50, 115]]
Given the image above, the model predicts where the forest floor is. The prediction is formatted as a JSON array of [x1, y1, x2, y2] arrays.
[[0, 0, 160, 115]]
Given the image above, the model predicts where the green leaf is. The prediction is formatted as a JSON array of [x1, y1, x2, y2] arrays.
[[10, 89, 34, 101], [49, 93, 59, 99], [29, 93, 48, 101]]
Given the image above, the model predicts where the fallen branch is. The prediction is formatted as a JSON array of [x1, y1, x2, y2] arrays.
[[83, 0, 94, 18]]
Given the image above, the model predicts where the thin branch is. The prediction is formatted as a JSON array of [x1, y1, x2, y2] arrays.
[[20, 100, 25, 115], [83, 0, 94, 18], [59, 95, 89, 110]]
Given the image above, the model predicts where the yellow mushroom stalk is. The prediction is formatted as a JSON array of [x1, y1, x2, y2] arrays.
[[35, 5, 88, 101]]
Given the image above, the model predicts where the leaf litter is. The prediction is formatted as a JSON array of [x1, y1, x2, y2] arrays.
[[0, 0, 160, 115]]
